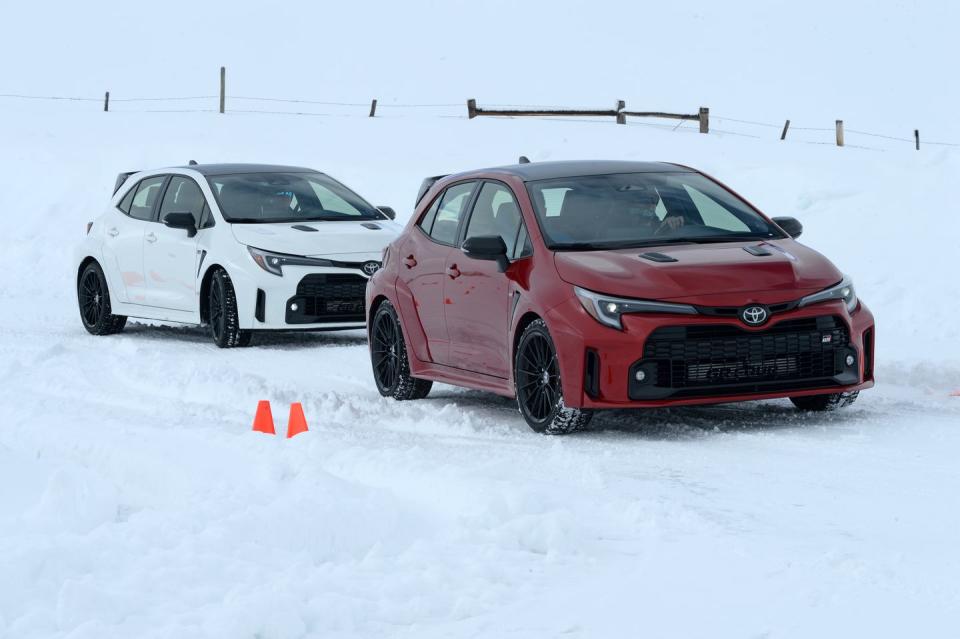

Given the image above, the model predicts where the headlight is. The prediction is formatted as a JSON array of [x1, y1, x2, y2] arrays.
[[798, 276, 858, 313], [573, 286, 698, 330], [247, 246, 337, 277]]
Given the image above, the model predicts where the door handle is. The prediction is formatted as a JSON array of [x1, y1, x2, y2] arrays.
[[107, 227, 119, 237], [446, 264, 461, 279], [403, 255, 417, 268], [145, 232, 157, 243]]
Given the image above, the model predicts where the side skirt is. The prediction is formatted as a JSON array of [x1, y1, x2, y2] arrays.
[[411, 361, 515, 398]]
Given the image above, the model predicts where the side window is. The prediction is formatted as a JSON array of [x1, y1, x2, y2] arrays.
[[159, 176, 208, 227], [129, 176, 166, 221], [464, 182, 523, 256], [429, 181, 476, 245], [513, 224, 533, 259], [417, 195, 442, 235], [118, 182, 137, 214], [198, 201, 214, 229]]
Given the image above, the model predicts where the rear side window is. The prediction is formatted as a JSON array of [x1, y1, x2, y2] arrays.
[[417, 196, 442, 235], [429, 181, 476, 245], [118, 183, 137, 214], [159, 176, 208, 227], [129, 176, 166, 221]]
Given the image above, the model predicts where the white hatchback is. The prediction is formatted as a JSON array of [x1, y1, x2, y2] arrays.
[[74, 163, 401, 347]]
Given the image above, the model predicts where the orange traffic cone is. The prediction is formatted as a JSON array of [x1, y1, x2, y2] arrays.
[[252, 400, 276, 435], [286, 402, 309, 438], [951, 390, 960, 397]]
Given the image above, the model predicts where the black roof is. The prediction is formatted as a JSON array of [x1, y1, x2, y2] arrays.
[[468, 160, 694, 182], [175, 163, 319, 176]]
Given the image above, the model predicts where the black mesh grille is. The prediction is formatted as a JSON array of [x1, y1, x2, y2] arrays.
[[288, 274, 367, 323], [640, 316, 848, 391]]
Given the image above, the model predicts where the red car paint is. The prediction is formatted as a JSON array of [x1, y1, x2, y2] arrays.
[[366, 162, 875, 409]]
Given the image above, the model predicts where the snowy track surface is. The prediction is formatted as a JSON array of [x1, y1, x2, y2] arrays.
[[2, 111, 960, 637]]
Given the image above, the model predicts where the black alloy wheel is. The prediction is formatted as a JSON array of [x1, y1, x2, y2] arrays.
[[208, 269, 252, 348], [77, 262, 126, 335], [370, 301, 432, 400], [514, 319, 593, 434]]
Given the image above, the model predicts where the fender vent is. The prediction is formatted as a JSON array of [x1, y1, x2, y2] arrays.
[[639, 252, 678, 263], [361, 223, 382, 230]]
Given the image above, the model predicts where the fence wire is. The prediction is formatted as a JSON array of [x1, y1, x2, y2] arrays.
[[2, 92, 958, 150]]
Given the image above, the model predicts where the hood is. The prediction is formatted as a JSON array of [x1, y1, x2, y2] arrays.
[[554, 240, 842, 306], [230, 220, 401, 257]]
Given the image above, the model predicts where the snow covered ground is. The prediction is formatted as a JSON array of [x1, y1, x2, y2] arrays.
[[1, 109, 959, 638], [3, 0, 960, 634]]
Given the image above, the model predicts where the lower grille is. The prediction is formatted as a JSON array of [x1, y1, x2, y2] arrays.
[[287, 274, 367, 324], [630, 316, 857, 399]]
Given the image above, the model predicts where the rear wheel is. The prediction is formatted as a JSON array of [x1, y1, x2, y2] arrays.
[[77, 262, 126, 335], [209, 269, 252, 348], [515, 319, 593, 434], [790, 391, 859, 411], [370, 301, 432, 400]]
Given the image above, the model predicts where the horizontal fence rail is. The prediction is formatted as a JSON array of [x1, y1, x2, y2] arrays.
[[2, 65, 959, 152]]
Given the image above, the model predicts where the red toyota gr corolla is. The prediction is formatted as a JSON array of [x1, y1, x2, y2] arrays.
[[366, 161, 875, 434]]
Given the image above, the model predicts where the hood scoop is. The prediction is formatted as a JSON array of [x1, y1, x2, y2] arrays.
[[291, 225, 318, 232], [639, 252, 678, 263], [743, 244, 773, 256], [362, 222, 382, 230]]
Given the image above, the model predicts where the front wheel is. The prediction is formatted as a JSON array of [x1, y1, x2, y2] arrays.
[[78, 262, 127, 335], [514, 319, 593, 434], [790, 391, 859, 411], [209, 269, 252, 348], [370, 301, 432, 400]]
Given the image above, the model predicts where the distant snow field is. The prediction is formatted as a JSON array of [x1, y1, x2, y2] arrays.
[[1, 106, 959, 638]]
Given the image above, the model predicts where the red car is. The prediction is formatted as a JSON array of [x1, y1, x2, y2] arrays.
[[366, 161, 874, 434]]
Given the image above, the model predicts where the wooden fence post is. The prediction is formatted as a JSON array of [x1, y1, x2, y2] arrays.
[[219, 66, 226, 114], [835, 120, 844, 147], [369, 99, 377, 117], [467, 99, 477, 119], [780, 119, 790, 140], [914, 129, 920, 150], [698, 107, 709, 133], [104, 91, 110, 112], [616, 100, 626, 124]]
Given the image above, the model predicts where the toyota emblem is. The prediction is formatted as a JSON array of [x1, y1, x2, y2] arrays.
[[740, 305, 769, 326], [362, 261, 381, 276]]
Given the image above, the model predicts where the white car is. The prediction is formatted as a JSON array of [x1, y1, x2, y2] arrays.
[[74, 163, 401, 347]]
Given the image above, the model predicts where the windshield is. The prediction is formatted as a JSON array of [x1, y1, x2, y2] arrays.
[[526, 172, 784, 250], [207, 172, 384, 223]]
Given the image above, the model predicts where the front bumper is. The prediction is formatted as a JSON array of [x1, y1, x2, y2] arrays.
[[545, 297, 875, 409], [232, 264, 372, 330]]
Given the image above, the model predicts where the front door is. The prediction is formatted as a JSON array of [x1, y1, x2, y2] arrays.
[[445, 181, 529, 377], [143, 176, 205, 311]]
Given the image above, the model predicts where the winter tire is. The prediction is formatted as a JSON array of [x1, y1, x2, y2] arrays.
[[515, 319, 593, 435], [209, 269, 252, 348], [790, 391, 859, 411], [370, 301, 432, 400], [78, 261, 127, 335]]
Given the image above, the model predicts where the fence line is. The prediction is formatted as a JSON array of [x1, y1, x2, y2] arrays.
[[2, 86, 959, 150]]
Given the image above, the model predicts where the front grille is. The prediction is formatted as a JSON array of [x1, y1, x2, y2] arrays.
[[287, 274, 367, 324], [630, 316, 855, 399]]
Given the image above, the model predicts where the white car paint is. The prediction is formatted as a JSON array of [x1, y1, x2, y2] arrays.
[[74, 165, 401, 331]]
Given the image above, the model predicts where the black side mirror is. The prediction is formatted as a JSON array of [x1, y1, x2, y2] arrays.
[[378, 206, 397, 220], [462, 235, 509, 272], [163, 212, 197, 237], [772, 216, 803, 239]]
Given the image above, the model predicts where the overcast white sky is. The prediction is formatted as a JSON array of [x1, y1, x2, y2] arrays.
[[2, 0, 956, 136]]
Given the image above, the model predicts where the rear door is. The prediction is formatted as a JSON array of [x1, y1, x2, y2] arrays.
[[101, 175, 166, 304], [394, 181, 477, 366], [143, 175, 207, 311]]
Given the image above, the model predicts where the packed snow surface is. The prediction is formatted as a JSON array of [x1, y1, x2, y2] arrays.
[[0, 108, 958, 638]]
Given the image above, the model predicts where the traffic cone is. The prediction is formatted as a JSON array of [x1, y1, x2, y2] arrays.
[[252, 400, 276, 435], [951, 390, 960, 397], [286, 402, 309, 438]]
